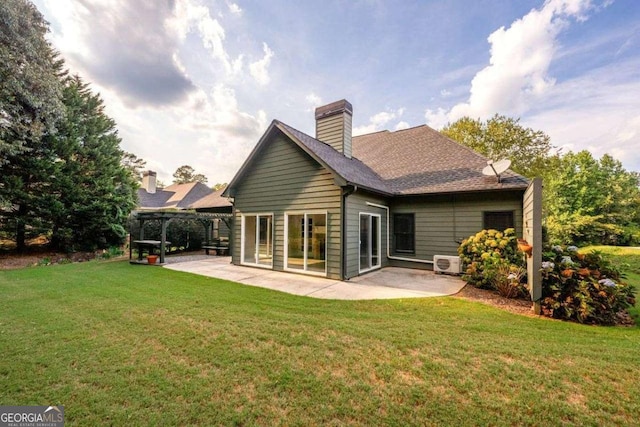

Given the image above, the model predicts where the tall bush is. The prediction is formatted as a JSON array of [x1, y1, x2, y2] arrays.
[[541, 246, 636, 325], [458, 228, 525, 289]]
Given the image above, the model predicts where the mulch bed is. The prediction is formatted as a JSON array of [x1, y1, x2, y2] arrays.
[[454, 284, 636, 326], [453, 284, 541, 318], [0, 250, 103, 270]]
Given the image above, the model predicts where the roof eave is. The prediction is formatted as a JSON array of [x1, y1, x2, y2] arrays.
[[395, 185, 529, 197]]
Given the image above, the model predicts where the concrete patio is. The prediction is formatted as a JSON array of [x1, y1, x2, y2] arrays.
[[163, 256, 466, 300]]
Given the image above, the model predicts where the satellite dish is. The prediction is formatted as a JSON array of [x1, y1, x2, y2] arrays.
[[482, 159, 511, 183]]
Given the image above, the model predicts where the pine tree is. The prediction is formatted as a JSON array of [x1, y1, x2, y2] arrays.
[[48, 76, 138, 251], [0, 0, 63, 163]]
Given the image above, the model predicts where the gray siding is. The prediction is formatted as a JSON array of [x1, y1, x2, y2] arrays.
[[344, 191, 389, 279], [231, 134, 342, 279], [316, 113, 352, 158], [390, 191, 524, 266]]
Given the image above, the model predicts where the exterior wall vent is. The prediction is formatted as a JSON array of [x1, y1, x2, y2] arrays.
[[433, 255, 461, 275]]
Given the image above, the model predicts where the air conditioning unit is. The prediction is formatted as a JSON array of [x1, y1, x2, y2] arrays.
[[433, 255, 462, 275]]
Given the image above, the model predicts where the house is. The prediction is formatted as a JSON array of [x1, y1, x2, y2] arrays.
[[137, 171, 220, 211], [134, 171, 232, 246], [222, 99, 530, 280]]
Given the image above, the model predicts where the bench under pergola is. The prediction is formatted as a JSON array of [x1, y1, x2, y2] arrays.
[[129, 210, 233, 264]]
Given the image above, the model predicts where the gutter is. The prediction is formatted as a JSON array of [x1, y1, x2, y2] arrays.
[[365, 201, 434, 265]]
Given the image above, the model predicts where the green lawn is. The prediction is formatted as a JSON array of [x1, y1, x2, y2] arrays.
[[1, 261, 639, 426]]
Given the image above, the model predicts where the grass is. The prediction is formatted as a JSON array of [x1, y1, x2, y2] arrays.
[[1, 260, 639, 426]]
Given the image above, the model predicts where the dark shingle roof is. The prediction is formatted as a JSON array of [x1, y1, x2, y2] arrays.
[[225, 120, 528, 198], [137, 181, 218, 210], [136, 188, 173, 209], [189, 187, 232, 209], [276, 121, 393, 194], [351, 125, 528, 194]]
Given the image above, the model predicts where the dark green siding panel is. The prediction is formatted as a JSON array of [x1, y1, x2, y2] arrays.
[[344, 191, 389, 279], [231, 135, 342, 279], [390, 192, 523, 263]]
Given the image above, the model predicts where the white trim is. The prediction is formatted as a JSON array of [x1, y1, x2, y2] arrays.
[[365, 201, 434, 265], [283, 211, 328, 277], [240, 213, 274, 268], [358, 212, 382, 274]]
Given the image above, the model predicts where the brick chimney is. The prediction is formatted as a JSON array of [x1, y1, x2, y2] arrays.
[[142, 170, 157, 194], [315, 99, 353, 159]]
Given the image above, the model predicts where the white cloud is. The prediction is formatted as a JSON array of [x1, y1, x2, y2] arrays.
[[424, 108, 450, 130], [227, 2, 242, 15], [353, 108, 405, 135], [169, 0, 243, 76], [523, 58, 640, 172], [426, 0, 593, 126], [395, 121, 410, 131], [249, 42, 275, 85], [305, 93, 323, 110]]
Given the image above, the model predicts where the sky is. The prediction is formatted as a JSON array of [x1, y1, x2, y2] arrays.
[[32, 0, 640, 185]]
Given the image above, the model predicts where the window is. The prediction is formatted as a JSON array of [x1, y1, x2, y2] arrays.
[[393, 213, 415, 254], [241, 214, 273, 267], [483, 211, 514, 231], [285, 212, 327, 275], [360, 213, 381, 273]]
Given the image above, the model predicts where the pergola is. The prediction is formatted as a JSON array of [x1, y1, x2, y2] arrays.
[[129, 210, 233, 264]]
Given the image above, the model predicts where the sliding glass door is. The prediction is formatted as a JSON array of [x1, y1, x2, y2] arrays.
[[242, 214, 273, 267], [286, 212, 327, 275], [360, 213, 381, 272]]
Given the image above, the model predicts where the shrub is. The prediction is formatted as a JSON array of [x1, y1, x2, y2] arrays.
[[458, 228, 525, 289], [541, 245, 636, 325], [491, 263, 527, 299]]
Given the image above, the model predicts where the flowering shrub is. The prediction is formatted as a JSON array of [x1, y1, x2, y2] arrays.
[[458, 228, 525, 289], [541, 245, 636, 325], [493, 263, 527, 298]]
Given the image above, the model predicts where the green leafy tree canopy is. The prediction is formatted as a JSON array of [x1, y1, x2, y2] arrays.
[[173, 165, 208, 184], [545, 151, 640, 245], [212, 182, 227, 191], [441, 114, 553, 178]]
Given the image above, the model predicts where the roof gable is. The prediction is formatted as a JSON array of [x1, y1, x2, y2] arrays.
[[137, 181, 215, 210], [224, 121, 392, 197], [225, 120, 528, 198]]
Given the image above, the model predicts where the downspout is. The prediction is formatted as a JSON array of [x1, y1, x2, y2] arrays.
[[227, 197, 235, 264], [365, 201, 434, 265], [341, 185, 357, 279]]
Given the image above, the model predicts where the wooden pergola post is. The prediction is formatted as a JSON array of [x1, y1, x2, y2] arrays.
[[160, 218, 169, 264], [129, 211, 233, 265]]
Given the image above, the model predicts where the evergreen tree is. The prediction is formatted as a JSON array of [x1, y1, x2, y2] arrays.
[[0, 0, 65, 249], [0, 0, 63, 164], [48, 76, 138, 251]]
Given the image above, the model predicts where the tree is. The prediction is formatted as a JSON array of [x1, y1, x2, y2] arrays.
[[212, 182, 227, 191], [47, 75, 138, 251], [172, 165, 208, 184], [545, 151, 640, 245], [441, 115, 553, 178], [0, 0, 63, 164], [121, 151, 146, 183]]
